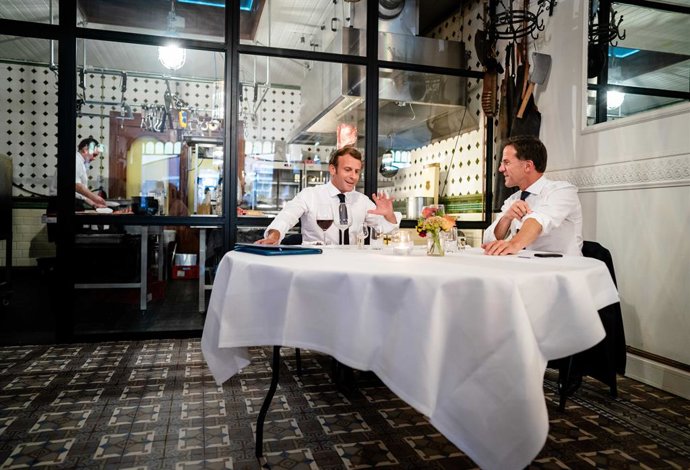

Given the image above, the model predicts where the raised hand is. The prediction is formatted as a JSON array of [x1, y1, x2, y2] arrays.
[[505, 200, 532, 221], [368, 192, 396, 224]]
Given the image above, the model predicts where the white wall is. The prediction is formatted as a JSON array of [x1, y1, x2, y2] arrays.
[[533, 1, 690, 397]]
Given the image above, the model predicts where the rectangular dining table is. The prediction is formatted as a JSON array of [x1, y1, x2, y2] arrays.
[[201, 246, 619, 469]]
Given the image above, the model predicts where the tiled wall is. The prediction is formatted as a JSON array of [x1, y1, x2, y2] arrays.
[[385, 0, 487, 201], [0, 64, 58, 197], [240, 84, 301, 143], [0, 208, 54, 267], [387, 127, 485, 201], [0, 64, 220, 198]]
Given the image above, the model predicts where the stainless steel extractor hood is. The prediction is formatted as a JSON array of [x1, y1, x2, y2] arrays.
[[289, 0, 478, 148]]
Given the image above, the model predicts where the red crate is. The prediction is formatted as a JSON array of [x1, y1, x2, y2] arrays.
[[172, 265, 199, 280]]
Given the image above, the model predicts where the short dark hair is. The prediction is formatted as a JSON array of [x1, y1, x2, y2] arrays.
[[504, 135, 547, 173], [329, 145, 363, 168], [78, 137, 99, 152]]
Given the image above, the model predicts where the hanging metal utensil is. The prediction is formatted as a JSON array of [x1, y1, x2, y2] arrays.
[[475, 29, 490, 67], [516, 52, 552, 119]]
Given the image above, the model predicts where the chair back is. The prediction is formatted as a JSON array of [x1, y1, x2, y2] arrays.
[[582, 240, 626, 376], [282, 233, 303, 245], [582, 241, 618, 287]]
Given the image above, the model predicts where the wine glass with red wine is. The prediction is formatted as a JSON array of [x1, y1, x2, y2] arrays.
[[315, 204, 333, 245]]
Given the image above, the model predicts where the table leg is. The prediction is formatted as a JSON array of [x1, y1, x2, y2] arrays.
[[295, 348, 302, 376], [255, 345, 281, 460], [156, 228, 164, 281], [140, 226, 148, 312], [199, 228, 206, 312]]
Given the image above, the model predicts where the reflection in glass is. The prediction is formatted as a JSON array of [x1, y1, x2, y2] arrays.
[[376, 68, 483, 222], [75, 0, 225, 43], [1, 34, 59, 312], [241, 0, 367, 56], [377, 0, 481, 71], [77, 40, 225, 216], [0, 36, 58, 200], [72, 224, 225, 335], [237, 54, 366, 217], [587, 3, 690, 123], [0, 0, 59, 23], [607, 4, 689, 94]]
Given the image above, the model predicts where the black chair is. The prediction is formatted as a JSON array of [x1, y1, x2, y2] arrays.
[[281, 233, 303, 245], [549, 241, 626, 411]]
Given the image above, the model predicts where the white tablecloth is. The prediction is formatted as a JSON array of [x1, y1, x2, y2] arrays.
[[202, 247, 619, 470]]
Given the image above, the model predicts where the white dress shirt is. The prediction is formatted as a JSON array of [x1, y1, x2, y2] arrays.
[[265, 181, 401, 244], [49, 152, 89, 201], [483, 176, 583, 256]]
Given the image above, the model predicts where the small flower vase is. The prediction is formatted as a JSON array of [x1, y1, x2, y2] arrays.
[[426, 231, 445, 256]]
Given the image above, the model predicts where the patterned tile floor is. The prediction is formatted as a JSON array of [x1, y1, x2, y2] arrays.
[[0, 340, 689, 469]]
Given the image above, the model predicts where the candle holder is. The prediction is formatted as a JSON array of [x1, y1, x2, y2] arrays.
[[393, 231, 414, 256]]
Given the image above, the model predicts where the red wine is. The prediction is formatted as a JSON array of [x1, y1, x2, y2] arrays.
[[316, 219, 333, 230]]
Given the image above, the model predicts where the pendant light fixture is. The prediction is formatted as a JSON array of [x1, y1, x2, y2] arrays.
[[159, 44, 186, 71], [159, 0, 186, 71]]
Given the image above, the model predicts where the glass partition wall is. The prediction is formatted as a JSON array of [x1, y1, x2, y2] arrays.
[[1, 0, 489, 342], [71, 40, 226, 336], [0, 35, 59, 343], [374, 1, 488, 247]]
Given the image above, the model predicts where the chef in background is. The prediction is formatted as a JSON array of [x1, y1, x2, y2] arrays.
[[49, 137, 106, 209]]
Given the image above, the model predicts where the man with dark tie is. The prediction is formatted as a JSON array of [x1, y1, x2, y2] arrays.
[[482, 135, 583, 256], [257, 146, 401, 245]]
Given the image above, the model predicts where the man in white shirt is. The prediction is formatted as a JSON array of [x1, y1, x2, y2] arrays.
[[482, 135, 583, 256], [49, 137, 106, 209], [257, 146, 401, 245]]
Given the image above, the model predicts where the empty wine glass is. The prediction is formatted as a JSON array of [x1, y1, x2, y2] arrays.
[[315, 204, 333, 245], [333, 202, 352, 245], [356, 224, 369, 249]]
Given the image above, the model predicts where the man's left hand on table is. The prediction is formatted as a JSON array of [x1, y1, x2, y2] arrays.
[[482, 239, 522, 256]]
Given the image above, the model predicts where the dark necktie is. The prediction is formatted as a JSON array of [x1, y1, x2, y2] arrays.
[[516, 191, 531, 234], [337, 193, 349, 245]]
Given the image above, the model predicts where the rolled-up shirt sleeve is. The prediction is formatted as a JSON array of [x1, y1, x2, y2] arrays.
[[264, 192, 309, 241], [521, 185, 579, 235], [483, 196, 516, 244]]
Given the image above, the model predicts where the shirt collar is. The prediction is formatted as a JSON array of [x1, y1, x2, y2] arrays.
[[524, 175, 548, 196], [325, 181, 351, 200]]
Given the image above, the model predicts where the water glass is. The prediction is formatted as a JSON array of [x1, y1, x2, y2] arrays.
[[443, 227, 458, 253], [458, 235, 467, 250], [369, 224, 384, 250]]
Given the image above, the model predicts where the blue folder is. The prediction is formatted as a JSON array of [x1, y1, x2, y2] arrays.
[[234, 243, 323, 256]]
